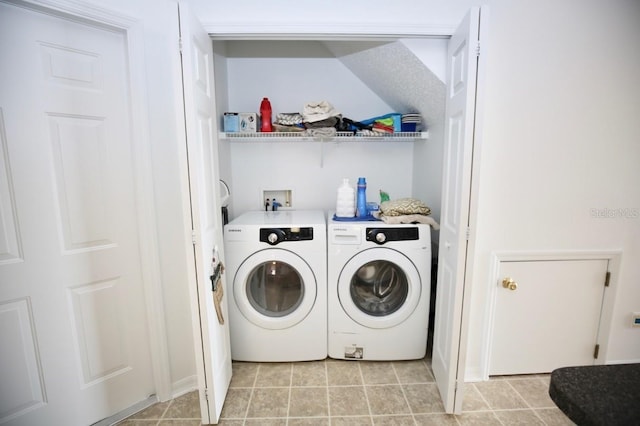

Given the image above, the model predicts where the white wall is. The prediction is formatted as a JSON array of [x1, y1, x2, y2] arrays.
[[229, 142, 415, 215], [192, 0, 640, 379], [216, 45, 416, 218], [467, 0, 640, 376]]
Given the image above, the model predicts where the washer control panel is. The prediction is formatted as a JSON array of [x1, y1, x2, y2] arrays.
[[366, 227, 419, 245], [260, 227, 314, 245]]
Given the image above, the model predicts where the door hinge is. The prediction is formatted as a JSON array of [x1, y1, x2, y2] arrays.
[[476, 41, 481, 57], [191, 230, 197, 245], [593, 344, 600, 359], [204, 388, 209, 401], [604, 271, 611, 287], [465, 227, 471, 240], [178, 36, 183, 53]]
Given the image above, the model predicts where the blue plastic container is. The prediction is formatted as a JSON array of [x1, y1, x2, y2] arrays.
[[356, 177, 367, 218]]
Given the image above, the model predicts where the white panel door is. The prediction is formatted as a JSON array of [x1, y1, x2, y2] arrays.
[[178, 2, 232, 424], [490, 259, 608, 375], [0, 3, 154, 425], [432, 7, 483, 414]]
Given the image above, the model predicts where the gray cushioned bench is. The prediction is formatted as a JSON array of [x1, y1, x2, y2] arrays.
[[549, 364, 640, 426]]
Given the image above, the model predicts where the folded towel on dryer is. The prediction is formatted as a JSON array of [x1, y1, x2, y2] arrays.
[[380, 198, 431, 216], [378, 214, 439, 230]]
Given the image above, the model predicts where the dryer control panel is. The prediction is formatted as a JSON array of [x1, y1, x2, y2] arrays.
[[366, 227, 419, 245], [260, 227, 314, 245]]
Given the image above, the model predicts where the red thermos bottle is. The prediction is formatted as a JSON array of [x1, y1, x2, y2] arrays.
[[260, 97, 273, 132]]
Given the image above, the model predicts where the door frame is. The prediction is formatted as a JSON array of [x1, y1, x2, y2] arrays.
[[11, 0, 172, 401], [482, 249, 622, 379], [203, 12, 485, 413]]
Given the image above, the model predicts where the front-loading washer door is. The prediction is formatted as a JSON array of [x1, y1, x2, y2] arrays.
[[338, 247, 421, 329], [233, 248, 317, 330]]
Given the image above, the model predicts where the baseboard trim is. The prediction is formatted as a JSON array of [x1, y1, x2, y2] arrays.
[[170, 374, 198, 400], [91, 395, 158, 426]]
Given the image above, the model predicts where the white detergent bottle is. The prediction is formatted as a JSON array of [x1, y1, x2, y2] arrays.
[[335, 178, 356, 217]]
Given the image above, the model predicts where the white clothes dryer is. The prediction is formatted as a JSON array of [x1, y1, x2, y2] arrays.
[[224, 210, 326, 362], [327, 213, 431, 361]]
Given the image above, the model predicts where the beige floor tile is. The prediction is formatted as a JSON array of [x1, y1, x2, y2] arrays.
[[162, 391, 200, 419], [508, 377, 556, 408], [414, 413, 459, 425], [462, 383, 490, 412], [539, 375, 551, 385], [219, 388, 251, 419], [360, 361, 398, 385], [246, 387, 289, 418], [327, 360, 363, 386], [293, 361, 328, 386], [403, 383, 445, 414], [456, 411, 502, 425], [244, 418, 287, 425], [254, 363, 292, 387], [474, 380, 528, 410], [229, 362, 259, 387], [288, 417, 331, 425], [534, 408, 576, 425], [328, 386, 370, 416], [372, 414, 415, 425], [494, 409, 545, 425], [121, 360, 573, 426], [330, 416, 373, 425], [289, 387, 329, 417], [216, 420, 245, 426], [127, 400, 170, 420], [393, 360, 434, 384], [365, 385, 410, 416]]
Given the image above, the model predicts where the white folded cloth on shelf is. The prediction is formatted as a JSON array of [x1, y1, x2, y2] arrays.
[[305, 127, 337, 137], [303, 101, 340, 123], [379, 214, 440, 230]]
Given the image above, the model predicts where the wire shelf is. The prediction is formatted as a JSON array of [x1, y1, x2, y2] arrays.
[[220, 131, 428, 142]]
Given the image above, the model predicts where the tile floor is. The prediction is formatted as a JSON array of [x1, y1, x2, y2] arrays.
[[117, 358, 575, 426]]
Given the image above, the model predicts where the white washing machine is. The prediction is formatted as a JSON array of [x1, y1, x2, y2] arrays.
[[327, 212, 431, 360], [224, 210, 326, 362]]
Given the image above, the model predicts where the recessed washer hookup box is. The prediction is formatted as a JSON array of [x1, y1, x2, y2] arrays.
[[224, 112, 258, 133]]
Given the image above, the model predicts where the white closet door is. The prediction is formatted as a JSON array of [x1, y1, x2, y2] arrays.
[[432, 6, 485, 414], [0, 3, 155, 425], [177, 2, 232, 424]]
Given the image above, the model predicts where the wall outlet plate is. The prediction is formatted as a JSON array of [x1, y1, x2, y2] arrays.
[[633, 313, 640, 327]]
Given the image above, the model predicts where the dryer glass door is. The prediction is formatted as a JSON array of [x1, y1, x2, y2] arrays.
[[338, 247, 421, 329], [234, 248, 317, 330], [246, 260, 303, 317], [350, 260, 408, 316]]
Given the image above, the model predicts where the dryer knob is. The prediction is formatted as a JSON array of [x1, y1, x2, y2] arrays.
[[267, 232, 280, 244], [375, 232, 386, 243]]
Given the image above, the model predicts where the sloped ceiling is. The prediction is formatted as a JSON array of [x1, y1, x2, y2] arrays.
[[220, 39, 445, 131], [323, 40, 445, 131]]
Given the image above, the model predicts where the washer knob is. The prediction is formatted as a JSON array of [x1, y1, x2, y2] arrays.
[[268, 233, 279, 244], [375, 232, 386, 243]]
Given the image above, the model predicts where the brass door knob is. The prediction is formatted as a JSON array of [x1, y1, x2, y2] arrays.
[[502, 277, 518, 291]]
